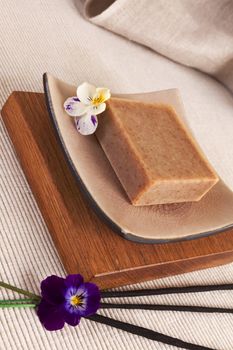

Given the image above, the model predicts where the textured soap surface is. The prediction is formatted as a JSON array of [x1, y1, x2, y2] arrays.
[[96, 97, 219, 205]]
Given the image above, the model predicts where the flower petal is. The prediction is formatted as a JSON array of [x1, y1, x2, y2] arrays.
[[37, 299, 65, 331], [65, 274, 84, 289], [40, 275, 65, 304], [77, 82, 96, 105], [75, 282, 100, 317], [90, 102, 106, 115], [95, 88, 111, 102], [64, 312, 81, 327], [75, 114, 98, 135], [64, 97, 89, 117]]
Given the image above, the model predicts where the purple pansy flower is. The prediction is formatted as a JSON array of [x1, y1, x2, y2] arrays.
[[37, 274, 100, 331]]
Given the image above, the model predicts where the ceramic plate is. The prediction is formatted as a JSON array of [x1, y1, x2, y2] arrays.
[[43, 73, 233, 243]]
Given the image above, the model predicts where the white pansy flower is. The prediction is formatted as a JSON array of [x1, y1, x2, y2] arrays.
[[64, 82, 111, 135], [75, 113, 98, 136]]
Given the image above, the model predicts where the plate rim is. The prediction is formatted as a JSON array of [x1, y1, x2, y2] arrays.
[[43, 72, 233, 244]]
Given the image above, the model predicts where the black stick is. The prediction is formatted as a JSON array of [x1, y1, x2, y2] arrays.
[[87, 314, 216, 350], [100, 302, 233, 314], [101, 284, 233, 299]]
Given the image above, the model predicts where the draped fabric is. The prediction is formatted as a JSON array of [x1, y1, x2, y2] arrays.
[[83, 0, 233, 93]]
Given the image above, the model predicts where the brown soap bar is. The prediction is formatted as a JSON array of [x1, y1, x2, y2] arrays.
[[96, 97, 219, 206]]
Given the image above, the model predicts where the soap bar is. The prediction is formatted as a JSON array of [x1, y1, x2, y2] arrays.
[[96, 97, 219, 205]]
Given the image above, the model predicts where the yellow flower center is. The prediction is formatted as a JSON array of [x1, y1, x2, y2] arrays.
[[92, 94, 105, 106], [70, 295, 82, 306]]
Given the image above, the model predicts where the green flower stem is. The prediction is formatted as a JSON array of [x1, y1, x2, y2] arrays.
[[0, 302, 37, 308], [0, 298, 39, 305], [0, 281, 41, 300]]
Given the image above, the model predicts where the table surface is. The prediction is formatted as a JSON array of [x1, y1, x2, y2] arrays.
[[0, 1, 233, 349]]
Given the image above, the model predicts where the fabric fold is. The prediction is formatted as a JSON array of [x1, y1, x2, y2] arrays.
[[81, 0, 233, 93]]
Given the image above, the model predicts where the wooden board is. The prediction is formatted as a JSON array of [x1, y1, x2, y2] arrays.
[[2, 91, 233, 290]]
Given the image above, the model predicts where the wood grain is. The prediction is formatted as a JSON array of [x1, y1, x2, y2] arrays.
[[2, 91, 233, 290]]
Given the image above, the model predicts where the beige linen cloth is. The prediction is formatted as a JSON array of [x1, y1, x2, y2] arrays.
[[83, 0, 233, 93], [0, 1, 233, 349]]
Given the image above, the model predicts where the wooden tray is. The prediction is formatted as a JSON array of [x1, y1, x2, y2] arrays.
[[2, 91, 233, 289]]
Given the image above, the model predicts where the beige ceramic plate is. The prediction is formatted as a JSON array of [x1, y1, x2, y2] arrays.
[[43, 73, 233, 243]]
